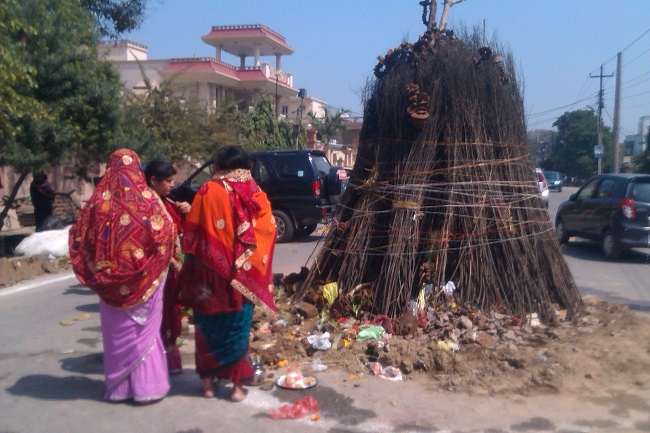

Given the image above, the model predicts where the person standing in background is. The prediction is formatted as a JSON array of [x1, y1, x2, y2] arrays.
[[144, 160, 191, 375], [180, 145, 277, 402], [69, 149, 175, 404], [30, 170, 56, 231]]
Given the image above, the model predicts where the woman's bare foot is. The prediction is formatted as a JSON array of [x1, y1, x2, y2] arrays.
[[202, 377, 214, 398], [230, 385, 248, 402]]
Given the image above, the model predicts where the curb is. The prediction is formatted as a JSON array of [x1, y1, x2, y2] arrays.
[[0, 271, 76, 297]]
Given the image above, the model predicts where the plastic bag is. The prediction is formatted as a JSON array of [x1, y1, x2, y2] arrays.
[[269, 396, 320, 420], [312, 357, 328, 372], [356, 325, 385, 341], [322, 282, 338, 307], [368, 361, 403, 381], [307, 332, 331, 350], [15, 225, 71, 257], [440, 281, 456, 296]]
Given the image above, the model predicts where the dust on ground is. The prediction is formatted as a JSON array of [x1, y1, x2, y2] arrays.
[[2, 257, 649, 400]]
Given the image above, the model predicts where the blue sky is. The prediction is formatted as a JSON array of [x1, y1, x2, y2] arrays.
[[125, 0, 650, 137]]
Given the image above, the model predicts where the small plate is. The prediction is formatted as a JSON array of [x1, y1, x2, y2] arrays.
[[275, 375, 318, 390]]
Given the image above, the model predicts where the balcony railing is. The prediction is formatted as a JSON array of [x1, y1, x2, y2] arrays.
[[209, 24, 287, 43]]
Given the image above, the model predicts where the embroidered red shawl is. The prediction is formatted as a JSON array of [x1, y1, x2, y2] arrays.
[[181, 169, 277, 315], [69, 149, 175, 308]]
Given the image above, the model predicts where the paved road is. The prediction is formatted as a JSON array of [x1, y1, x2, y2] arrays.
[[1, 194, 650, 432], [547, 187, 650, 314]]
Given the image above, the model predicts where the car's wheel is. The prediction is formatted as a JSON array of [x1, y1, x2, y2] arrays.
[[558, 186, 563, 193], [272, 210, 294, 243], [555, 219, 569, 245], [295, 223, 318, 237], [601, 230, 622, 260]]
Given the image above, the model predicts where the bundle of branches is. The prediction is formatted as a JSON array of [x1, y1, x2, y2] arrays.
[[296, 27, 583, 323]]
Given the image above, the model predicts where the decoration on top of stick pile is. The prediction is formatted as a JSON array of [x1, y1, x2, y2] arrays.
[[296, 0, 583, 325]]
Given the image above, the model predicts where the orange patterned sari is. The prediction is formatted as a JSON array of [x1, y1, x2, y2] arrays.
[[180, 169, 277, 315], [180, 169, 276, 383]]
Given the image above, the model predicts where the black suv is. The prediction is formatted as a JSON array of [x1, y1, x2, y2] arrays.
[[555, 173, 650, 259], [170, 149, 348, 243]]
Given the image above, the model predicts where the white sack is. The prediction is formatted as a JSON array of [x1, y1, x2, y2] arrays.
[[15, 226, 71, 258]]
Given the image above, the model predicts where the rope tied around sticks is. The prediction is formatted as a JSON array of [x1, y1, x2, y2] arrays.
[[392, 200, 424, 221], [391, 200, 421, 210]]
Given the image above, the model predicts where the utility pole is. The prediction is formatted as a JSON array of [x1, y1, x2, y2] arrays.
[[294, 88, 306, 149], [590, 65, 613, 174], [275, 74, 279, 118], [611, 53, 622, 173]]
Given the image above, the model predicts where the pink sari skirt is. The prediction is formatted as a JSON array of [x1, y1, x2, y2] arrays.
[[99, 273, 169, 402]]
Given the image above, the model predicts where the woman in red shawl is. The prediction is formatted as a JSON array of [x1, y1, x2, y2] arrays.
[[180, 145, 277, 402], [69, 149, 175, 403], [144, 160, 191, 375]]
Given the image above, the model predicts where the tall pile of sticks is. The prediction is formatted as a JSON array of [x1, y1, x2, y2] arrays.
[[297, 28, 583, 323]]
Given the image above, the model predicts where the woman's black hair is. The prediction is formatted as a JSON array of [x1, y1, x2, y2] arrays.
[[215, 145, 253, 170], [144, 160, 177, 186]]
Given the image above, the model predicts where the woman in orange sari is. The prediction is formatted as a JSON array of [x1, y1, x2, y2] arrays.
[[181, 145, 277, 402], [69, 149, 175, 403]]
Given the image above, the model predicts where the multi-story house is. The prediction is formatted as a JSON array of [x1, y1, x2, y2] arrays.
[[98, 24, 359, 167]]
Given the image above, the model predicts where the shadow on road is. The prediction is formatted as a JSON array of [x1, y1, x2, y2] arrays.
[[6, 374, 104, 401], [561, 240, 650, 264], [76, 303, 100, 313], [61, 353, 104, 375], [64, 284, 95, 296]]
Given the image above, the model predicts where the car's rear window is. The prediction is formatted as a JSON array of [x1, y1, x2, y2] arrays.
[[311, 155, 331, 178], [270, 154, 311, 179], [545, 171, 560, 180], [629, 180, 650, 202]]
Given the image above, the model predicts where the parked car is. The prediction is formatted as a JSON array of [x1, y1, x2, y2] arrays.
[[170, 149, 348, 243], [555, 173, 650, 260], [543, 170, 565, 192], [535, 168, 549, 208]]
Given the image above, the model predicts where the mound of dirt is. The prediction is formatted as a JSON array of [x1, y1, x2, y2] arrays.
[[0, 255, 72, 287], [248, 272, 650, 398]]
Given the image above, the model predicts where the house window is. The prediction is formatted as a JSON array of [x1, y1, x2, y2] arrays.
[[281, 106, 288, 115]]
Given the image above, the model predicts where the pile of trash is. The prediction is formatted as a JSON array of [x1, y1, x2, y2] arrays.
[[247, 270, 643, 396]]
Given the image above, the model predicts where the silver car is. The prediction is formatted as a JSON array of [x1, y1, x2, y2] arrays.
[[535, 168, 549, 209]]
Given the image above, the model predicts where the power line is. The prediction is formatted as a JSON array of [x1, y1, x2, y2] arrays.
[[597, 25, 650, 68], [527, 94, 595, 118], [623, 46, 650, 67], [619, 26, 650, 54]]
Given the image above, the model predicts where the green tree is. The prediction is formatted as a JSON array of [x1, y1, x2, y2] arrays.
[[0, 0, 47, 147], [79, 0, 147, 37], [542, 109, 610, 183], [307, 106, 350, 145], [121, 73, 248, 164], [0, 0, 123, 230], [526, 129, 556, 167], [242, 93, 296, 150]]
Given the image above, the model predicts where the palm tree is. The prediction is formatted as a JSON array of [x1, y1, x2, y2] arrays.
[[307, 107, 350, 145]]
